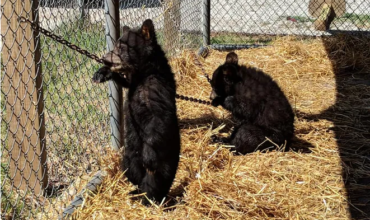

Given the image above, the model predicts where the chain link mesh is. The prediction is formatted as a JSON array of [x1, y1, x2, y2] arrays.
[[211, 0, 369, 47], [1, 1, 109, 219], [1, 0, 369, 219]]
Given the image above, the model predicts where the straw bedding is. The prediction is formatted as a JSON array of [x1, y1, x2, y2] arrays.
[[71, 35, 370, 219]]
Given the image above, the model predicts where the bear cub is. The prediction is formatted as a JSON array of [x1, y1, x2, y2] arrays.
[[93, 19, 180, 204], [210, 52, 294, 154]]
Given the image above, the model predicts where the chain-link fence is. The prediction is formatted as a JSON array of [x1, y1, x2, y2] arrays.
[[1, 0, 369, 219], [1, 0, 110, 219], [209, 0, 370, 50]]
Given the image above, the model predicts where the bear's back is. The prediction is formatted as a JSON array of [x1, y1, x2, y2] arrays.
[[237, 66, 294, 129]]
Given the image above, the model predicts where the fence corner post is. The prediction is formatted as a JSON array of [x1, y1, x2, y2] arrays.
[[202, 0, 211, 46], [78, 0, 86, 19], [2, 0, 48, 195], [104, 0, 123, 151]]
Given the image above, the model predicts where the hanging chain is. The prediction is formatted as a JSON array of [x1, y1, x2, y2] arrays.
[[175, 94, 211, 105], [18, 16, 104, 64], [18, 16, 212, 106]]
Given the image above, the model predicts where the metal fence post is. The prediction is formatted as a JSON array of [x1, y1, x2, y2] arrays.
[[78, 0, 86, 19], [104, 0, 122, 151], [202, 0, 210, 46]]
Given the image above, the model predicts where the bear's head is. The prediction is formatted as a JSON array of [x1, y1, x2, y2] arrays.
[[209, 52, 240, 107], [92, 19, 157, 85]]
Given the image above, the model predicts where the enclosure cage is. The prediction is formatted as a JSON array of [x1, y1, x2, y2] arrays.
[[1, 0, 369, 219]]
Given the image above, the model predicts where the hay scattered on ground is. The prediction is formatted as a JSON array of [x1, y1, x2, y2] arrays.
[[72, 35, 370, 219]]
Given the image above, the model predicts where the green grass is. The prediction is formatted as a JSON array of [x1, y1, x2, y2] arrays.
[[1, 163, 26, 219], [341, 13, 370, 22], [41, 20, 106, 84], [41, 20, 108, 122], [338, 13, 370, 28], [288, 16, 315, 23], [39, 19, 111, 176], [211, 33, 273, 45]]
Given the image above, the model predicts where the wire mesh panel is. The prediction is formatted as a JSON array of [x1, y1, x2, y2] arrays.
[[210, 0, 370, 47], [68, 0, 203, 54], [1, 0, 110, 219], [116, 0, 203, 54]]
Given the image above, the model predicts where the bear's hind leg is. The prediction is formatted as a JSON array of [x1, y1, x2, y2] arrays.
[[123, 153, 146, 186], [231, 124, 277, 154], [139, 163, 177, 205]]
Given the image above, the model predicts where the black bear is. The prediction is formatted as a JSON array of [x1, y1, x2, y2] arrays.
[[92, 20, 180, 204], [210, 52, 294, 154]]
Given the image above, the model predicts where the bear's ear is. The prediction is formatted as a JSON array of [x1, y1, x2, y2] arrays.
[[141, 19, 155, 40], [120, 26, 131, 42], [122, 25, 130, 32], [225, 52, 238, 65]]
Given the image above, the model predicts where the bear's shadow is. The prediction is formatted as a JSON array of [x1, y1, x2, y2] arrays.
[[179, 113, 315, 154]]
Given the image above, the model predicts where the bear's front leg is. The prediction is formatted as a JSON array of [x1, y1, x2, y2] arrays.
[[93, 65, 130, 87], [222, 96, 236, 111], [92, 66, 113, 83]]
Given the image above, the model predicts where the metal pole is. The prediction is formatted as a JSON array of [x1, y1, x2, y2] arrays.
[[105, 0, 122, 151], [78, 0, 86, 19], [202, 0, 210, 46]]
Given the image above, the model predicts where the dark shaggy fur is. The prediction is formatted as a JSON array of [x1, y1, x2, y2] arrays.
[[210, 52, 294, 154], [92, 20, 180, 204]]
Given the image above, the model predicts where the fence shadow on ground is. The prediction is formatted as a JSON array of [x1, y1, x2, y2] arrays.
[[304, 34, 370, 219]]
